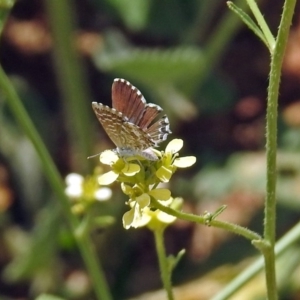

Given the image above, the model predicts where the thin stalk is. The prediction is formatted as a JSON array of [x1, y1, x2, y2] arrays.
[[227, 1, 269, 50], [0, 66, 112, 300], [245, 0, 275, 49], [153, 228, 174, 300], [151, 198, 261, 241], [45, 0, 94, 173], [212, 219, 300, 300], [263, 0, 296, 299]]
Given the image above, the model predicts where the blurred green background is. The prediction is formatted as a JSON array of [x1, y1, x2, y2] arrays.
[[1, 0, 300, 299]]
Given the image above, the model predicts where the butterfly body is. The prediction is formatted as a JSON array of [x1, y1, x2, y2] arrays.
[[92, 78, 171, 161]]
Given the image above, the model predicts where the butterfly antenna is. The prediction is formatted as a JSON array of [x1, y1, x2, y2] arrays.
[[87, 153, 101, 159]]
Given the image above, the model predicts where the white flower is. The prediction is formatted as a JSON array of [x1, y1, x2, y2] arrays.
[[94, 187, 112, 201], [65, 173, 84, 198]]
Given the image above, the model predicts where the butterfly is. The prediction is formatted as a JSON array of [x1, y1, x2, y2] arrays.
[[92, 78, 171, 160]]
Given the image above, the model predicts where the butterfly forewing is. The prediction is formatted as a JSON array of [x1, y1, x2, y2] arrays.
[[112, 78, 146, 124], [92, 102, 155, 150], [92, 103, 124, 148]]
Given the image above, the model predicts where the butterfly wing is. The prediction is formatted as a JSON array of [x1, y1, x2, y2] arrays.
[[112, 78, 171, 147], [92, 103, 125, 148], [92, 102, 154, 150], [112, 78, 146, 125], [119, 122, 154, 150]]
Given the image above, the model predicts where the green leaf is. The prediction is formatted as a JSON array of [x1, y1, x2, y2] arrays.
[[227, 1, 269, 50], [167, 249, 186, 272], [93, 46, 204, 87], [106, 0, 151, 31]]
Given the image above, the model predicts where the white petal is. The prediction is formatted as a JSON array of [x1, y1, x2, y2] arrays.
[[94, 187, 112, 201], [65, 185, 82, 198], [65, 173, 84, 186], [132, 212, 151, 228], [122, 163, 140, 176], [157, 211, 176, 223], [98, 171, 119, 185], [136, 193, 150, 208], [165, 139, 183, 153], [123, 208, 135, 229], [100, 150, 118, 165], [173, 156, 196, 168]]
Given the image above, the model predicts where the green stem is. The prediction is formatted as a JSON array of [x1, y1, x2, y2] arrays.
[[45, 0, 94, 173], [263, 248, 277, 300], [151, 198, 261, 241], [212, 220, 300, 300], [0, 66, 112, 300], [263, 0, 296, 298], [227, 1, 269, 50], [0, 0, 15, 35], [153, 228, 174, 300], [245, 0, 275, 50]]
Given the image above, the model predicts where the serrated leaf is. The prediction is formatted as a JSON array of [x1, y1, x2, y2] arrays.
[[93, 47, 204, 86]]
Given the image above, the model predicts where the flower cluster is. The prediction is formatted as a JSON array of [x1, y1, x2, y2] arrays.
[[65, 172, 112, 214], [98, 139, 196, 229]]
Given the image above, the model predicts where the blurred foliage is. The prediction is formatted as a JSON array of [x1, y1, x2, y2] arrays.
[[0, 0, 299, 299]]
